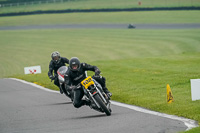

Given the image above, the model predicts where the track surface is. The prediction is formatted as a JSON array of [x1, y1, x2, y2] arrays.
[[0, 79, 188, 133], [0, 23, 200, 30]]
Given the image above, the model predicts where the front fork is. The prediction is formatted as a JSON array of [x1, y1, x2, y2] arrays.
[[86, 85, 108, 109], [94, 84, 108, 103], [87, 89, 101, 108]]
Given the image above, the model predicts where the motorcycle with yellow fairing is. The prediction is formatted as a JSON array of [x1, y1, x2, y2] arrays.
[[79, 76, 112, 116]]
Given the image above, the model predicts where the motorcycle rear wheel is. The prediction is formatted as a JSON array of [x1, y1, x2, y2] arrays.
[[94, 94, 111, 116]]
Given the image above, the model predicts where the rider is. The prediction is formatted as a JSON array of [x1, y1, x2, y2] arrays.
[[64, 57, 112, 108], [48, 51, 69, 94]]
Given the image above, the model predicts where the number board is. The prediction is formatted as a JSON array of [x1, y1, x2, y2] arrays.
[[81, 76, 94, 89]]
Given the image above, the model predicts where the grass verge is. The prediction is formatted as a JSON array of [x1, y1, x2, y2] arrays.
[[1, 0, 200, 14], [0, 11, 200, 26], [1, 28, 200, 77]]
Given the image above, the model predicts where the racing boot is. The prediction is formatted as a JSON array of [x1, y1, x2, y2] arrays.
[[84, 100, 91, 106], [103, 87, 112, 98], [59, 87, 63, 94]]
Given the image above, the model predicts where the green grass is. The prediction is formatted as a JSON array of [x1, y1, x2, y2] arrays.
[[0, 11, 200, 26], [184, 127, 200, 133], [1, 28, 200, 77], [1, 0, 200, 14]]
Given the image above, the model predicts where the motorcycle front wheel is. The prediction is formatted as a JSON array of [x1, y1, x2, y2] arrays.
[[94, 94, 111, 116]]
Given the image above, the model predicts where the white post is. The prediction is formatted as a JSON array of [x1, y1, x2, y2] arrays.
[[191, 79, 200, 101]]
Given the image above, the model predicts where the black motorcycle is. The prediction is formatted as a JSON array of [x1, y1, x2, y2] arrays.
[[78, 76, 112, 116], [57, 66, 111, 116]]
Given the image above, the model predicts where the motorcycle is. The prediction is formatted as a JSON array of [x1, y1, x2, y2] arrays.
[[77, 76, 112, 116], [57, 66, 73, 100], [57, 66, 111, 116]]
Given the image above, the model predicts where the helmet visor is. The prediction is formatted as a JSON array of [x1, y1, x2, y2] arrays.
[[72, 64, 78, 70], [53, 56, 59, 61]]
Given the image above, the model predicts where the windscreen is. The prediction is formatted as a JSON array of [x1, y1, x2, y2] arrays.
[[57, 66, 68, 76]]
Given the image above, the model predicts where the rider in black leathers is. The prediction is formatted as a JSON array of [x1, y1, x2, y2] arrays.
[[64, 57, 112, 108], [48, 51, 69, 94]]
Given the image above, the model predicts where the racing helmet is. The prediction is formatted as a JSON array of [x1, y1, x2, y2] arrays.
[[51, 51, 61, 64], [69, 57, 81, 71]]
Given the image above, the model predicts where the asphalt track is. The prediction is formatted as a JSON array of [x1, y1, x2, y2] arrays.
[[0, 23, 200, 30], [0, 78, 198, 133]]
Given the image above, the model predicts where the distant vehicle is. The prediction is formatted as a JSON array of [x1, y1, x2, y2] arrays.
[[128, 24, 136, 29]]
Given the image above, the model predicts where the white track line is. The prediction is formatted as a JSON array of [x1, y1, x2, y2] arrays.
[[111, 101, 198, 131], [9, 78, 199, 131]]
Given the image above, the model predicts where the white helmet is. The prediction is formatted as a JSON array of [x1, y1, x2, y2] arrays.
[[51, 51, 61, 64]]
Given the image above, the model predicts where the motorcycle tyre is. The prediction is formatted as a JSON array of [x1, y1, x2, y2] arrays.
[[93, 94, 111, 116]]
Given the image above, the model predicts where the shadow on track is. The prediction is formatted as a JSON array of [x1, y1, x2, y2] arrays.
[[44, 102, 72, 106], [72, 114, 107, 119]]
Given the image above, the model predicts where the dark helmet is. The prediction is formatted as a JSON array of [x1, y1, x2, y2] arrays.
[[51, 51, 61, 64], [69, 57, 81, 71]]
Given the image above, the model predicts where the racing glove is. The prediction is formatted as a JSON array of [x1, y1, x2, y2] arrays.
[[49, 75, 56, 81], [95, 69, 101, 76]]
